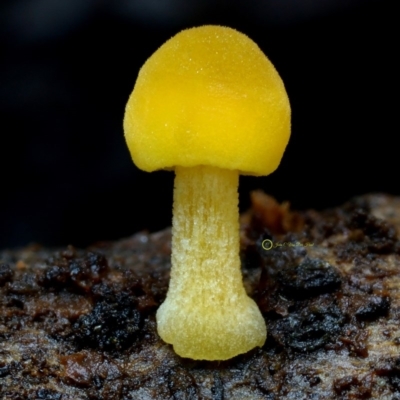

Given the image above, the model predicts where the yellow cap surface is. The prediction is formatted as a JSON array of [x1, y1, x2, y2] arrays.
[[124, 25, 290, 176]]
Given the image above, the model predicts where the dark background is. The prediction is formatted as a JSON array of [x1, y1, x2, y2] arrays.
[[0, 0, 397, 249]]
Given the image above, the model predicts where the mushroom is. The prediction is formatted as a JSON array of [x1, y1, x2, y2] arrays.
[[123, 25, 290, 360]]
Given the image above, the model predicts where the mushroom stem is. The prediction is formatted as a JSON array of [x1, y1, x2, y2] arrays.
[[156, 165, 266, 360]]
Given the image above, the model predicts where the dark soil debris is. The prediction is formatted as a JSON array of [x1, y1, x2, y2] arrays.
[[336, 208, 399, 260], [35, 388, 62, 399], [355, 295, 390, 321], [0, 263, 13, 286], [269, 303, 344, 352], [39, 252, 109, 293], [72, 297, 142, 351], [1, 193, 400, 399], [277, 257, 342, 299]]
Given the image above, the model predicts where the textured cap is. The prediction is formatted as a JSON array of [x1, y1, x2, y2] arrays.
[[124, 25, 290, 176]]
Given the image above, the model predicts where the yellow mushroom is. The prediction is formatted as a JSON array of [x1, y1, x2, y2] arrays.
[[123, 25, 291, 360]]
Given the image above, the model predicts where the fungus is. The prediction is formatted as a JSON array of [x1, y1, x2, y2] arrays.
[[123, 25, 290, 360]]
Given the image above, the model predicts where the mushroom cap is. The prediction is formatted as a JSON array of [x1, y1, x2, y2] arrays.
[[124, 25, 290, 176]]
